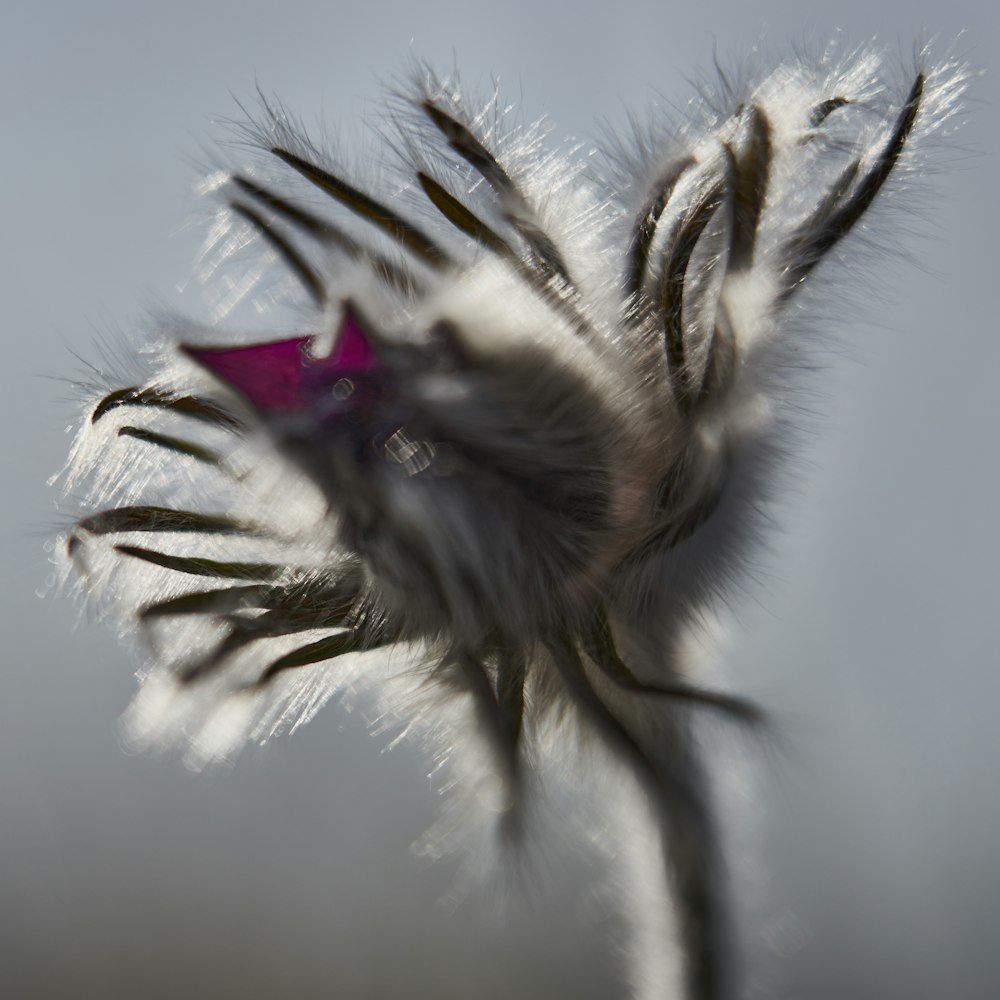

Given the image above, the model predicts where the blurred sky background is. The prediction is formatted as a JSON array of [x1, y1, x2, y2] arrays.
[[2, 1, 997, 998]]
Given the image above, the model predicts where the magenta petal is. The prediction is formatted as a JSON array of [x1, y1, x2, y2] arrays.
[[326, 306, 380, 372], [184, 337, 312, 410], [183, 306, 384, 414]]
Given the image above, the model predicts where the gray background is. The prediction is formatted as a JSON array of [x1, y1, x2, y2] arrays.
[[3, 1, 997, 997]]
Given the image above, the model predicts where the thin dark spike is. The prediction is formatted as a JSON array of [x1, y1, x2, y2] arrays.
[[415, 172, 588, 332], [252, 630, 377, 687], [658, 180, 725, 406], [194, 567, 365, 626], [784, 73, 924, 294], [810, 96, 850, 127], [421, 99, 519, 202], [171, 577, 368, 684], [179, 604, 356, 685], [626, 158, 695, 302], [75, 505, 258, 539], [417, 172, 515, 257], [178, 622, 279, 684], [230, 201, 327, 307], [726, 106, 771, 272], [114, 544, 283, 581], [271, 147, 452, 270], [139, 585, 276, 621], [92, 387, 243, 429], [232, 176, 421, 295], [420, 99, 573, 288], [232, 174, 350, 241], [117, 426, 223, 466], [583, 613, 763, 725]]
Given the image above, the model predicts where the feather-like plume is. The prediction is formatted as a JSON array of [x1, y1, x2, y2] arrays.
[[54, 45, 967, 1000]]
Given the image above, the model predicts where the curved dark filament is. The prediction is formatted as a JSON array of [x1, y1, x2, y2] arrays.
[[582, 612, 763, 725], [545, 630, 659, 789], [230, 175, 420, 295], [230, 201, 327, 308], [91, 387, 243, 430], [117, 426, 223, 466], [271, 147, 452, 270], [416, 171, 515, 257], [725, 106, 772, 273], [250, 630, 368, 688], [113, 543, 283, 581], [131, 566, 371, 686], [73, 505, 257, 541], [421, 99, 519, 201], [783, 73, 924, 295], [420, 99, 575, 289], [626, 157, 695, 303], [416, 171, 590, 335], [139, 585, 276, 622], [810, 96, 850, 127], [658, 180, 726, 409]]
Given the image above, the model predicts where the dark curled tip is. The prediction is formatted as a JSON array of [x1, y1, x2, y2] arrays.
[[230, 201, 328, 308], [725, 106, 771, 272], [784, 73, 925, 294], [91, 387, 243, 430], [271, 147, 452, 270], [810, 96, 850, 127], [117, 426, 223, 466]]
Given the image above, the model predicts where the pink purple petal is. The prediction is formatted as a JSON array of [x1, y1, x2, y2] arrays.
[[183, 306, 384, 413]]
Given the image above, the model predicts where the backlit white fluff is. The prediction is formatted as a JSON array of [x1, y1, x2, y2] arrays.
[[55, 44, 967, 1000]]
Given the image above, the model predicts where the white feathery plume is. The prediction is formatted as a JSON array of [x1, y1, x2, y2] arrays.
[[54, 43, 968, 1000]]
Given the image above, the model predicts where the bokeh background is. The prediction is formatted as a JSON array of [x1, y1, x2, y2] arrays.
[[3, 1, 997, 997]]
